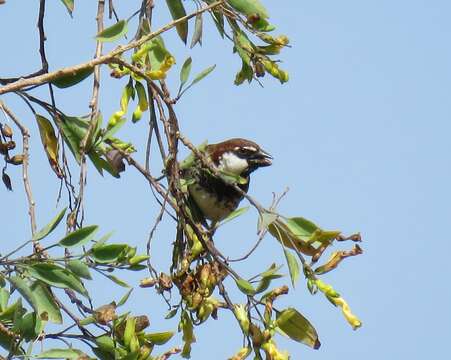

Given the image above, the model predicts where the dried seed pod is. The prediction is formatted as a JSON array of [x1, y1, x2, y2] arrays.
[[7, 154, 24, 165], [1, 124, 13, 138], [0, 143, 8, 155], [94, 302, 117, 325], [2, 171, 12, 191], [5, 141, 15, 150]]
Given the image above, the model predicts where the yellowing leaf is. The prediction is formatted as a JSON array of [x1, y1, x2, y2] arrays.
[[276, 308, 320, 349], [36, 115, 63, 178]]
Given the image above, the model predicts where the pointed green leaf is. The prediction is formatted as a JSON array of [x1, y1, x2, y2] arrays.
[[27, 263, 88, 297], [191, 64, 216, 86], [59, 225, 98, 248], [59, 0, 74, 16], [66, 260, 92, 280], [144, 331, 174, 345], [276, 308, 320, 349], [165, 0, 188, 43], [165, 308, 178, 319], [91, 244, 128, 263], [51, 67, 94, 88], [235, 278, 256, 295], [105, 274, 130, 288], [36, 348, 86, 359], [103, 117, 127, 142], [96, 20, 128, 42], [285, 217, 318, 240], [8, 277, 39, 314], [220, 206, 249, 225], [30, 281, 63, 324], [33, 207, 67, 241], [180, 57, 192, 89], [283, 249, 300, 287], [117, 289, 133, 307]]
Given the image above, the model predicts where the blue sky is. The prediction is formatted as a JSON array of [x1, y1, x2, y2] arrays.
[[2, 1, 451, 359]]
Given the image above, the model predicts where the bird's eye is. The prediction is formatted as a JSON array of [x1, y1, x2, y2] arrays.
[[237, 146, 257, 155]]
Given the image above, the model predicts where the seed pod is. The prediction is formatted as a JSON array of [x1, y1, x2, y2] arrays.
[[94, 302, 117, 325], [140, 277, 158, 288], [2, 171, 12, 191], [0, 142, 8, 155], [5, 141, 15, 150], [7, 154, 24, 165], [254, 61, 265, 77], [1, 124, 13, 138]]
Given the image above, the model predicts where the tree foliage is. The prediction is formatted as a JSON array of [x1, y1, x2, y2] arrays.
[[0, 0, 363, 359]]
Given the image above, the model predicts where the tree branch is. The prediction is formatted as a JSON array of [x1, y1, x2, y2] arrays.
[[0, 0, 224, 95]]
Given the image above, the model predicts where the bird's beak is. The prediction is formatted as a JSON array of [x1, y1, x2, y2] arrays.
[[252, 149, 273, 167]]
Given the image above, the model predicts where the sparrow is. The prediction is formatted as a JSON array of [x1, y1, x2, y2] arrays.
[[182, 138, 272, 223]]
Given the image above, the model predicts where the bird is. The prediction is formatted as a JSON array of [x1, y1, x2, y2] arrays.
[[182, 138, 272, 223]]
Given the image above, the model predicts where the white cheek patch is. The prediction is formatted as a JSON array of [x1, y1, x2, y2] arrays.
[[218, 152, 249, 175]]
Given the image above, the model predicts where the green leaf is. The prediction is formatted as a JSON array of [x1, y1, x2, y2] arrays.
[[0, 288, 9, 312], [96, 20, 128, 42], [190, 13, 203, 48], [235, 278, 256, 295], [283, 249, 300, 287], [27, 263, 88, 298], [285, 217, 318, 240], [51, 67, 94, 88], [36, 348, 85, 359], [276, 308, 321, 349], [8, 277, 39, 315], [95, 335, 115, 352], [105, 274, 130, 288], [165, 308, 178, 319], [91, 244, 129, 263], [89, 151, 119, 178], [17, 312, 40, 342], [180, 311, 195, 358], [220, 206, 249, 225], [255, 264, 283, 293], [165, 0, 188, 43], [117, 289, 133, 307], [33, 208, 67, 241], [0, 298, 22, 322], [66, 260, 92, 280], [210, 9, 225, 38], [59, 115, 90, 163], [267, 219, 317, 256], [59, 0, 74, 16], [144, 331, 174, 345], [59, 225, 98, 248], [191, 64, 216, 86], [103, 117, 127, 142], [228, 0, 269, 19], [179, 57, 192, 89], [30, 281, 63, 324]]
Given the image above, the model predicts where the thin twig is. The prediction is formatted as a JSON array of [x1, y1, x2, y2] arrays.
[[0, 101, 37, 236]]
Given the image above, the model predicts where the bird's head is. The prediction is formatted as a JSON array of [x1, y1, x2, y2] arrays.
[[206, 138, 273, 177]]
